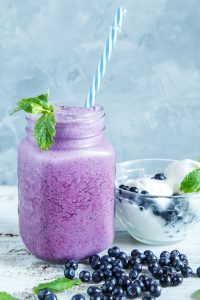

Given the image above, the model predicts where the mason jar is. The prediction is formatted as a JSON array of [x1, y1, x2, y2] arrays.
[[18, 104, 115, 262]]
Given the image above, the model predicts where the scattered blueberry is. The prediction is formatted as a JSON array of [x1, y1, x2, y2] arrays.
[[71, 295, 85, 300], [134, 279, 145, 292], [101, 283, 114, 294], [148, 262, 159, 273], [129, 257, 141, 266], [141, 190, 149, 195], [131, 249, 140, 257], [144, 278, 155, 291], [65, 259, 78, 270], [131, 262, 142, 273], [142, 296, 155, 300], [38, 288, 51, 300], [171, 259, 183, 271], [102, 295, 114, 300], [105, 277, 117, 287], [115, 296, 127, 300], [130, 186, 139, 193], [179, 254, 187, 261], [90, 258, 101, 270], [112, 259, 124, 269], [44, 294, 57, 300], [87, 286, 102, 296], [114, 269, 126, 279], [152, 173, 166, 180], [101, 255, 113, 264], [181, 266, 193, 278], [129, 269, 139, 280], [89, 255, 100, 264], [103, 269, 113, 278], [197, 267, 200, 277], [64, 268, 75, 279], [171, 250, 180, 257], [89, 295, 102, 300], [112, 286, 124, 296], [151, 267, 163, 279], [171, 274, 183, 286], [100, 262, 113, 271], [149, 282, 162, 298], [160, 274, 171, 287], [159, 257, 170, 267], [126, 283, 142, 298], [92, 270, 104, 283], [160, 251, 170, 259], [79, 270, 91, 282], [108, 246, 121, 258], [139, 274, 149, 282], [118, 275, 132, 288]]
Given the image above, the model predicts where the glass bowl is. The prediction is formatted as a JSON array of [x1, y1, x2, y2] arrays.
[[115, 159, 200, 245]]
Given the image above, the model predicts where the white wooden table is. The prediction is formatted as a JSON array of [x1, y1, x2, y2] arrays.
[[1, 185, 200, 300]]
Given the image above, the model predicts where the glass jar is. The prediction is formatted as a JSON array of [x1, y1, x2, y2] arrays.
[[18, 104, 115, 262]]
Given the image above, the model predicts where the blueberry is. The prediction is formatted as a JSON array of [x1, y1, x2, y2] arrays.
[[134, 279, 145, 292], [87, 286, 102, 296], [89, 255, 100, 264], [172, 193, 180, 196], [129, 257, 141, 266], [44, 295, 57, 300], [65, 259, 78, 270], [129, 269, 139, 280], [160, 274, 171, 287], [142, 296, 155, 300], [170, 255, 180, 263], [148, 262, 159, 273], [105, 277, 117, 287], [152, 173, 166, 180], [159, 257, 170, 267], [101, 255, 113, 264], [171, 259, 183, 271], [92, 270, 104, 283], [120, 185, 129, 191], [149, 282, 162, 298], [131, 262, 142, 273], [112, 259, 124, 269], [144, 250, 154, 257], [71, 295, 85, 300], [64, 268, 75, 279], [141, 190, 149, 195], [139, 274, 149, 282], [144, 278, 154, 291], [102, 283, 114, 294], [126, 283, 142, 298], [79, 270, 91, 282], [90, 258, 101, 270], [38, 288, 51, 300], [102, 296, 114, 300], [182, 259, 189, 266], [90, 295, 102, 300], [131, 249, 140, 257], [100, 262, 113, 271], [179, 254, 187, 261], [171, 274, 183, 286], [160, 251, 170, 259], [138, 253, 147, 263], [117, 252, 128, 260], [104, 269, 113, 278], [146, 254, 157, 264], [162, 266, 177, 278], [151, 267, 163, 279], [130, 186, 139, 193], [108, 246, 121, 258], [197, 267, 200, 277], [114, 269, 126, 279], [170, 250, 180, 257], [115, 296, 127, 300], [181, 266, 193, 277], [112, 286, 124, 296], [118, 275, 132, 288]]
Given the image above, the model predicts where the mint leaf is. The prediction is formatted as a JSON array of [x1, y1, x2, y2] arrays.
[[34, 112, 56, 150], [0, 292, 19, 300], [34, 277, 81, 294], [192, 290, 200, 299], [180, 169, 200, 193], [10, 93, 50, 115]]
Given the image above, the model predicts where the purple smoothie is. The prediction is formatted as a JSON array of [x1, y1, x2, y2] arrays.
[[18, 104, 115, 262]]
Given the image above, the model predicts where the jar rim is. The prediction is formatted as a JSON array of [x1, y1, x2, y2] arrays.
[[26, 102, 105, 124]]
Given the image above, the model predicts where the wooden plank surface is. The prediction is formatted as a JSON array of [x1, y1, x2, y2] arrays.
[[1, 186, 200, 300]]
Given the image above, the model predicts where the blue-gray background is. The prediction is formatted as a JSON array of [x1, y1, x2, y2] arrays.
[[1, 0, 200, 185]]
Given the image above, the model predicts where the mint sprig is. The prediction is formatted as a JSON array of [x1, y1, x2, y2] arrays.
[[192, 290, 200, 299], [10, 93, 56, 150], [34, 277, 81, 294], [0, 291, 19, 300], [180, 169, 200, 193]]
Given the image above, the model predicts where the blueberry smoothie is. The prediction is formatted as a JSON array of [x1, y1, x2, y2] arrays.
[[18, 104, 115, 262]]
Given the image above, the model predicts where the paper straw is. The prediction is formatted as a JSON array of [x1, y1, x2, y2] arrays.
[[84, 7, 126, 109]]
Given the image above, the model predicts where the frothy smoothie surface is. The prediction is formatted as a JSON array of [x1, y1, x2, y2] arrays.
[[19, 104, 115, 262]]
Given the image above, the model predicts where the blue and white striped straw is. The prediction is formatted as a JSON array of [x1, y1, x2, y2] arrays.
[[84, 7, 127, 109]]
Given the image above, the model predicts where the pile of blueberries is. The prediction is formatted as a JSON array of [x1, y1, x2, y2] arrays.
[[37, 246, 200, 300]]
